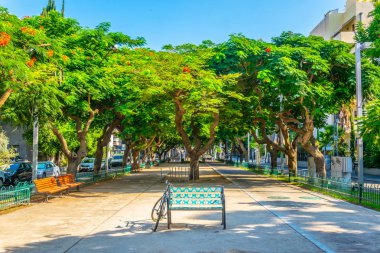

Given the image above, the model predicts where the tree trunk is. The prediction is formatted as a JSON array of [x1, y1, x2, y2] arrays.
[[141, 150, 147, 163], [236, 138, 248, 162], [287, 149, 297, 176], [94, 144, 105, 174], [267, 146, 278, 169], [122, 146, 130, 167], [54, 151, 60, 166], [67, 156, 82, 175], [132, 150, 139, 172], [0, 89, 13, 109], [302, 143, 326, 178], [94, 117, 122, 174], [224, 140, 228, 161], [158, 152, 163, 162], [189, 154, 200, 180]]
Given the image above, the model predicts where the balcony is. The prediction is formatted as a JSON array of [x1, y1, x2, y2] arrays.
[[332, 31, 355, 43]]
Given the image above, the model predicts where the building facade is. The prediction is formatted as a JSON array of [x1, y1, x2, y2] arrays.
[[310, 0, 374, 44], [310, 0, 374, 159], [1, 123, 32, 161]]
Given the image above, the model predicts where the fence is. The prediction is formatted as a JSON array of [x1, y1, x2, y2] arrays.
[[294, 173, 380, 206], [0, 182, 33, 210], [162, 167, 190, 182], [76, 166, 132, 183], [228, 161, 380, 206]]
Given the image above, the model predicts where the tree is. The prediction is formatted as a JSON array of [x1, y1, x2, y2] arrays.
[[0, 129, 15, 165], [356, 1, 380, 168], [154, 43, 237, 180], [214, 33, 356, 177], [0, 7, 45, 109]]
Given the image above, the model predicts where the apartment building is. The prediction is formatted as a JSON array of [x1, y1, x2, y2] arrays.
[[310, 0, 374, 156], [310, 0, 374, 43]]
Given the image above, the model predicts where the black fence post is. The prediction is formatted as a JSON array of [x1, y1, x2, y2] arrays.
[[359, 183, 363, 204]]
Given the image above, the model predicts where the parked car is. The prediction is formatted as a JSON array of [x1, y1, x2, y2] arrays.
[[79, 158, 96, 172], [37, 162, 60, 179], [10, 156, 23, 163], [110, 154, 123, 168], [2, 162, 32, 186], [0, 166, 5, 187], [79, 158, 106, 172]]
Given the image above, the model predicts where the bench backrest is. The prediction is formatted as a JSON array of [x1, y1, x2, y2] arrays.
[[57, 174, 76, 185], [169, 186, 224, 208], [34, 177, 58, 191]]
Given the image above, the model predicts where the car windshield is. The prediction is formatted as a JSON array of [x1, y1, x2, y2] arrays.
[[82, 158, 95, 163], [37, 163, 46, 169], [113, 156, 123, 160], [3, 163, 20, 173]]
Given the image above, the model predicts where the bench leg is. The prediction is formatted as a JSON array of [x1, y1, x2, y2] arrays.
[[222, 208, 226, 229], [167, 196, 171, 229]]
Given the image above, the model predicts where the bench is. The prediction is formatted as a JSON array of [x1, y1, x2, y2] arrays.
[[33, 177, 69, 201], [57, 174, 83, 191], [167, 186, 226, 229]]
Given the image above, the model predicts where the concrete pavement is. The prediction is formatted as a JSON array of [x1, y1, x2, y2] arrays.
[[0, 163, 379, 253], [211, 163, 380, 253]]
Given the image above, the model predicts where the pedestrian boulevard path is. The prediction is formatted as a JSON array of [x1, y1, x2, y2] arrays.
[[0, 163, 379, 253]]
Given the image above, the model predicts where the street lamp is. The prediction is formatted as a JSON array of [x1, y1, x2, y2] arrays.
[[355, 41, 371, 202]]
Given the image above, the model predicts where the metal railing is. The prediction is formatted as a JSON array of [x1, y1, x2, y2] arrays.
[[162, 167, 190, 182], [0, 182, 33, 210], [228, 162, 380, 206], [76, 166, 132, 183]]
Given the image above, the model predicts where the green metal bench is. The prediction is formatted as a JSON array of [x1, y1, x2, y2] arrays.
[[167, 186, 226, 229]]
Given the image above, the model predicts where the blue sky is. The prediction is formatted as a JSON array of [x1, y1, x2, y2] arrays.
[[0, 0, 346, 50]]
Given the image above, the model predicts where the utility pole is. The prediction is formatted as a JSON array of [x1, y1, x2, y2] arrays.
[[247, 132, 250, 163], [279, 95, 285, 171], [355, 42, 365, 202], [354, 12, 369, 203], [32, 113, 38, 180]]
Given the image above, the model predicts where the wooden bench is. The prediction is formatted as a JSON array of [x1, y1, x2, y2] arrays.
[[33, 177, 69, 201], [57, 174, 83, 191], [167, 186, 226, 229]]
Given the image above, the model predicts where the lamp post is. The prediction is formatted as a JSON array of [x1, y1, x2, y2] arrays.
[[247, 132, 250, 163], [279, 94, 285, 171], [355, 41, 371, 203]]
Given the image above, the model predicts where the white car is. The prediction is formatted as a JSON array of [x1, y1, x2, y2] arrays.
[[37, 162, 61, 178]]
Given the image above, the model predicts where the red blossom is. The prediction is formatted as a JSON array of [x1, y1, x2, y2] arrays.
[[26, 57, 37, 67], [182, 66, 190, 74], [47, 50, 54, 57], [20, 27, 36, 36], [265, 47, 271, 53], [0, 32, 11, 46]]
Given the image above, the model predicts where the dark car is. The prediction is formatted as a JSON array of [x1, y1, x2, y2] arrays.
[[3, 162, 33, 186]]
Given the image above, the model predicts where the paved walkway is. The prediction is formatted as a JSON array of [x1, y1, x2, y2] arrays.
[[0, 163, 379, 253]]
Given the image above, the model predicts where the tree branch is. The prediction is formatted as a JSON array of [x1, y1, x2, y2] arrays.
[[51, 126, 71, 158]]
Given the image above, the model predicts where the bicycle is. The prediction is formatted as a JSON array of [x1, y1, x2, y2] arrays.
[[152, 181, 171, 232]]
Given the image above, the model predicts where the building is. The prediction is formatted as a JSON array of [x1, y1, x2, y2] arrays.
[[310, 0, 374, 160], [310, 0, 374, 44], [1, 123, 32, 161]]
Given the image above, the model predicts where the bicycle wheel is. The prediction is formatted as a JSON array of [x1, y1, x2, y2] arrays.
[[151, 197, 167, 222], [153, 200, 165, 232]]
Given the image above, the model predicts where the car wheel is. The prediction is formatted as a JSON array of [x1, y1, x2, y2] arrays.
[[13, 177, 20, 186], [0, 178, 3, 188]]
